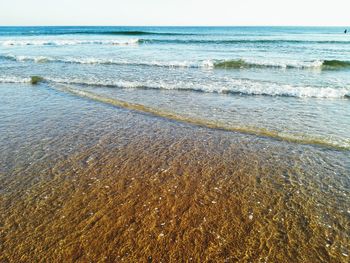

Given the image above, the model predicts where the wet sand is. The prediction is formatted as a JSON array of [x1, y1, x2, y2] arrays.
[[0, 84, 349, 262]]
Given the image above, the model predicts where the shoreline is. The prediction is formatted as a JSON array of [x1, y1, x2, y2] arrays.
[[52, 83, 350, 151], [0, 83, 349, 262]]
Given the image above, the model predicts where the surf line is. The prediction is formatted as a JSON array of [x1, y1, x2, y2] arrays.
[[42, 82, 350, 151]]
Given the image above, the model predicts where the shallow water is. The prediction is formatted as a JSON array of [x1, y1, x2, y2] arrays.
[[65, 83, 350, 149], [0, 84, 349, 262], [1, 26, 350, 149]]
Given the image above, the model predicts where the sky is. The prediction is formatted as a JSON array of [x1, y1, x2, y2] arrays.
[[0, 0, 349, 26]]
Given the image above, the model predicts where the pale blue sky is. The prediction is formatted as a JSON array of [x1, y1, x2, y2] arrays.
[[1, 0, 349, 26]]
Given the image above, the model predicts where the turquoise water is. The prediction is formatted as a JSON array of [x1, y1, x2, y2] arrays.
[[1, 26, 350, 149]]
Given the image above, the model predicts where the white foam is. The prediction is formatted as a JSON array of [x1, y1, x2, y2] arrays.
[[0, 76, 31, 83], [242, 58, 324, 69], [0, 39, 139, 46], [1, 54, 213, 68], [1, 53, 330, 70], [219, 78, 350, 98], [46, 77, 350, 99], [0, 72, 348, 99]]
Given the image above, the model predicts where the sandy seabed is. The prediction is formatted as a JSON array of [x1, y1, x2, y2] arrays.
[[0, 84, 349, 262]]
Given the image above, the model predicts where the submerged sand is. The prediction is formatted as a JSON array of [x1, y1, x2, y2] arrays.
[[0, 84, 349, 262]]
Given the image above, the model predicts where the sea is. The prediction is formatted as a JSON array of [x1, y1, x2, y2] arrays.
[[0, 26, 350, 149], [0, 26, 349, 261]]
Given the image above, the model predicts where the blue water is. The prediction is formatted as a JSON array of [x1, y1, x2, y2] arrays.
[[1, 26, 350, 149]]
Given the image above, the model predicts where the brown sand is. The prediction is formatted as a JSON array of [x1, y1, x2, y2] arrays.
[[0, 85, 349, 262]]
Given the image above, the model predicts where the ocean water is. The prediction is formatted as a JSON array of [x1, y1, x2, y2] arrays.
[[1, 27, 350, 261], [0, 26, 350, 149]]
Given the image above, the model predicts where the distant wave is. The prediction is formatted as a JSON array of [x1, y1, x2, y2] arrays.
[[2, 38, 350, 47], [0, 39, 140, 46], [1, 75, 348, 99], [322, 60, 350, 69], [96, 31, 193, 36], [0, 76, 31, 83], [213, 59, 325, 69], [213, 59, 350, 70], [0, 30, 193, 36], [0, 54, 213, 68], [139, 39, 350, 45], [2, 54, 350, 71]]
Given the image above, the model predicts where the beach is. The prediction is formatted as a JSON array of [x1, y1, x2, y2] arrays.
[[0, 26, 350, 262], [1, 83, 349, 262]]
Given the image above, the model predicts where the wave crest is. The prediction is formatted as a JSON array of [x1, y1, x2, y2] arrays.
[[3, 54, 349, 71], [1, 75, 349, 100], [139, 39, 350, 45], [0, 39, 139, 46], [0, 30, 193, 36], [26, 76, 350, 99], [3, 38, 350, 47], [212, 59, 350, 70], [322, 60, 350, 68]]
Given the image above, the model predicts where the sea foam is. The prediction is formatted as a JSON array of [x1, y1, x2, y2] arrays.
[[3, 54, 349, 70], [0, 39, 140, 46], [0, 74, 348, 99]]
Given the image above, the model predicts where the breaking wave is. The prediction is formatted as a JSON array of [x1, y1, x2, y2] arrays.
[[3, 38, 350, 47], [322, 60, 350, 69], [49, 84, 350, 150], [2, 54, 350, 71], [1, 76, 349, 149], [0, 54, 213, 68], [0, 39, 140, 46], [139, 39, 350, 45], [213, 59, 350, 70], [0, 30, 194, 36], [1, 75, 348, 99]]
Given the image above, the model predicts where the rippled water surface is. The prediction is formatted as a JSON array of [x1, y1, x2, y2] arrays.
[[0, 27, 350, 262], [1, 26, 350, 149]]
